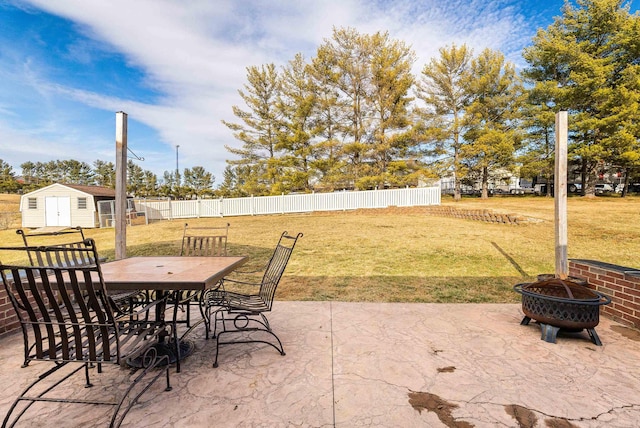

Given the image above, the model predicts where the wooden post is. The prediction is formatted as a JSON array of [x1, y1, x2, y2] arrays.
[[555, 111, 568, 279], [115, 112, 127, 260]]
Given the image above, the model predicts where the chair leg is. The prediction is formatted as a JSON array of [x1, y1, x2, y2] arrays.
[[110, 349, 172, 428], [212, 312, 285, 368], [3, 362, 75, 428], [199, 297, 210, 340]]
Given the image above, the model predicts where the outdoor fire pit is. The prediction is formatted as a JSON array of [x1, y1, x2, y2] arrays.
[[513, 277, 611, 345]]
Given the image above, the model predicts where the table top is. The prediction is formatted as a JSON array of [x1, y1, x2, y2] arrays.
[[100, 256, 247, 291]]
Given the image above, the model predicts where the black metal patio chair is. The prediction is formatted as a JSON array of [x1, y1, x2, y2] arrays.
[[201, 231, 303, 367], [15, 228, 147, 365], [0, 240, 175, 428], [166, 222, 231, 330]]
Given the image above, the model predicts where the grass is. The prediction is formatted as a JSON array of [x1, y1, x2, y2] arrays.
[[1, 193, 639, 303]]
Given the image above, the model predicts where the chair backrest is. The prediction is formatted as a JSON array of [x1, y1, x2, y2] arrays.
[[0, 240, 121, 364], [258, 231, 303, 310], [180, 222, 230, 257], [16, 227, 94, 267]]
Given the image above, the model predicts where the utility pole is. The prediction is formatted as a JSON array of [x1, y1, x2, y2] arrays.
[[176, 144, 180, 176]]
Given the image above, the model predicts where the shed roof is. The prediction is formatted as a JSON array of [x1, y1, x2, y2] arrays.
[[63, 184, 116, 197], [21, 183, 117, 198]]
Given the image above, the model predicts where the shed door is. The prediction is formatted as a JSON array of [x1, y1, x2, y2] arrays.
[[45, 196, 71, 227]]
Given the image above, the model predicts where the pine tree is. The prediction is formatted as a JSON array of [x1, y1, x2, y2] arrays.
[[523, 0, 640, 196], [223, 64, 283, 195], [417, 44, 473, 200], [462, 49, 524, 199]]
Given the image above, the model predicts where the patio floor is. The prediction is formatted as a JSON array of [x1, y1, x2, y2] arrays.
[[2, 302, 640, 427]]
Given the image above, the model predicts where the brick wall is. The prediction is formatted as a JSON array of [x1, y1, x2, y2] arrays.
[[569, 259, 640, 329], [0, 287, 20, 336]]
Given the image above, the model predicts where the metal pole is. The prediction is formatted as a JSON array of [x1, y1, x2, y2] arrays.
[[115, 111, 127, 260], [176, 145, 180, 173], [555, 111, 568, 279]]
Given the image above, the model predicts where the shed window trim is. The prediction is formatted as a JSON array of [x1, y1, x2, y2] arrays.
[[28, 198, 37, 209], [77, 197, 88, 210]]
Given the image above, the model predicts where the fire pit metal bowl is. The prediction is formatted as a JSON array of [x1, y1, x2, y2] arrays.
[[513, 278, 611, 345]]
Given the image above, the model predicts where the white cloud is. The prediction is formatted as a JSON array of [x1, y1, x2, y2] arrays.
[[5, 0, 545, 179]]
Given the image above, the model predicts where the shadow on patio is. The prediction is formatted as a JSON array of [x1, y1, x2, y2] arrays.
[[2, 302, 640, 427]]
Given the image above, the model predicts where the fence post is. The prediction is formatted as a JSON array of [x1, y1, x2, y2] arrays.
[[143, 198, 149, 225], [219, 196, 224, 217], [251, 195, 254, 216]]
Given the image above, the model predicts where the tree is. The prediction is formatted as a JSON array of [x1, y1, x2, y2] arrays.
[[309, 37, 349, 190], [314, 27, 373, 188], [183, 166, 214, 198], [139, 170, 159, 198], [364, 31, 419, 189], [93, 160, 115, 188], [0, 159, 19, 193], [223, 63, 283, 195], [461, 48, 524, 199], [159, 171, 179, 198], [417, 44, 474, 200], [523, 0, 640, 196], [518, 82, 558, 197], [63, 160, 93, 185], [127, 160, 145, 196], [216, 165, 241, 197], [276, 53, 318, 193]]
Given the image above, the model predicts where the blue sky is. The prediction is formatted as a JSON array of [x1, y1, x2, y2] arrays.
[[0, 0, 574, 183]]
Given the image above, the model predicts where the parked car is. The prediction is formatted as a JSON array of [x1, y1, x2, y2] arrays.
[[614, 183, 640, 194], [595, 183, 614, 194], [568, 183, 582, 193]]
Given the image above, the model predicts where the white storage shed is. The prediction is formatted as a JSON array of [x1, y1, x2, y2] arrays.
[[20, 183, 116, 229]]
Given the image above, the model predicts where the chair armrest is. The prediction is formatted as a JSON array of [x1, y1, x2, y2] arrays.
[[221, 277, 262, 287]]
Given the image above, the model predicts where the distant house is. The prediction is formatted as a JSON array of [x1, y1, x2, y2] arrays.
[[19, 183, 116, 229]]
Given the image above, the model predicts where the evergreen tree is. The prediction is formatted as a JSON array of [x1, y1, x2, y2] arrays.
[[277, 53, 318, 193], [417, 44, 474, 200], [462, 48, 524, 199], [93, 160, 115, 188], [309, 39, 348, 190], [183, 166, 214, 198], [223, 64, 283, 195], [0, 159, 19, 193], [127, 160, 145, 196], [523, 0, 640, 196], [364, 31, 419, 189]]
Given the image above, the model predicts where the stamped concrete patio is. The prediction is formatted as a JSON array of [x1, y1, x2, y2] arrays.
[[2, 302, 640, 427]]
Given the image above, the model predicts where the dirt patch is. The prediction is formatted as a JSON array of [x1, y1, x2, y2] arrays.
[[408, 391, 473, 427], [505, 404, 538, 428], [611, 325, 640, 341], [437, 366, 456, 373]]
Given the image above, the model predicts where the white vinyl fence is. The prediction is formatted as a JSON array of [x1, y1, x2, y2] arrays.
[[97, 187, 440, 227]]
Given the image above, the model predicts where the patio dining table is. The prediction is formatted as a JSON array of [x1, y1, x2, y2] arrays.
[[100, 256, 247, 370], [100, 256, 247, 291]]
